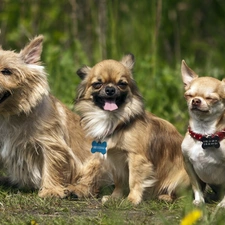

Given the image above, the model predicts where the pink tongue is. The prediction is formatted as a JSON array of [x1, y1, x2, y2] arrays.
[[103, 100, 118, 111]]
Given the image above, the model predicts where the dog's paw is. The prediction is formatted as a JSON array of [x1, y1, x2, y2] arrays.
[[217, 200, 225, 208], [127, 195, 142, 205], [38, 187, 68, 198], [193, 199, 205, 206], [66, 184, 96, 198], [102, 195, 111, 204], [158, 194, 174, 203]]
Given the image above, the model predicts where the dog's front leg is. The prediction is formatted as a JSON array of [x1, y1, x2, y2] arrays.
[[102, 173, 125, 204], [39, 174, 67, 198], [184, 157, 205, 206], [38, 145, 73, 198], [127, 153, 155, 205], [217, 195, 225, 208], [67, 154, 105, 198]]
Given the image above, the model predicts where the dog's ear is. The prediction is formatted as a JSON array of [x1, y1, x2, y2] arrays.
[[221, 79, 225, 89], [181, 60, 198, 89], [220, 79, 225, 99], [76, 66, 91, 80], [19, 35, 44, 65], [120, 53, 135, 70]]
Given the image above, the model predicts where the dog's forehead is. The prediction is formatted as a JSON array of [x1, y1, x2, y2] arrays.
[[0, 49, 18, 57], [190, 77, 221, 90], [90, 59, 129, 82], [0, 50, 21, 66]]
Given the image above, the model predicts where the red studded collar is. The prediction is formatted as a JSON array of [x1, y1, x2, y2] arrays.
[[188, 126, 225, 141], [188, 126, 225, 149]]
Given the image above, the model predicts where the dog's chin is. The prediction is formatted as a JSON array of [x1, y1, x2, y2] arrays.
[[190, 108, 210, 119], [191, 108, 209, 113], [0, 91, 11, 104]]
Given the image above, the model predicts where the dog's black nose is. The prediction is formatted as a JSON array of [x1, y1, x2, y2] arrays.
[[105, 86, 116, 96], [192, 98, 201, 106]]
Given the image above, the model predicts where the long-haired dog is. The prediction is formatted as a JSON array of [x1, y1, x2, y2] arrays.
[[74, 54, 190, 205], [181, 60, 225, 208], [0, 35, 102, 198]]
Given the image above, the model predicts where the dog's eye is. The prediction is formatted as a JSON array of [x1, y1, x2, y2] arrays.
[[1, 68, 12, 75], [184, 94, 193, 98], [117, 81, 128, 89], [92, 82, 102, 89], [206, 97, 218, 102]]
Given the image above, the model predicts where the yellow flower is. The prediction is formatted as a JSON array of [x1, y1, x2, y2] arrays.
[[180, 210, 202, 225], [31, 220, 38, 225]]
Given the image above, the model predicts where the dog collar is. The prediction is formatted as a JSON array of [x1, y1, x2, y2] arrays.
[[188, 126, 225, 149]]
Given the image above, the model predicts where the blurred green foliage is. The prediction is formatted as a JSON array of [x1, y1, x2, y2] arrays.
[[0, 0, 225, 134]]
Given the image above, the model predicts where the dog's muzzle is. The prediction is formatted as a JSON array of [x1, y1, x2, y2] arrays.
[[103, 86, 118, 111], [0, 91, 11, 103], [93, 85, 127, 111]]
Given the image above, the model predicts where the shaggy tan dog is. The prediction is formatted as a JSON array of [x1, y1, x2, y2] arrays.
[[0, 35, 103, 198], [74, 54, 190, 205]]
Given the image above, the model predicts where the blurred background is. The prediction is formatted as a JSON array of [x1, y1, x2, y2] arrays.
[[0, 0, 224, 134]]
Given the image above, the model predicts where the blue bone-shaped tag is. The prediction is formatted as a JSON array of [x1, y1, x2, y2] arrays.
[[91, 141, 107, 155]]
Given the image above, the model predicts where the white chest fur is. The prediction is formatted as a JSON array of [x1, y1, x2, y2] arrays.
[[182, 136, 225, 185]]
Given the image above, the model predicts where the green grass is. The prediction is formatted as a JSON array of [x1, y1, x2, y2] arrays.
[[1, 1, 225, 224], [0, 186, 224, 225]]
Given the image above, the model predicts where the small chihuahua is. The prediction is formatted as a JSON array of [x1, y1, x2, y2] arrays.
[[181, 60, 225, 207], [0, 35, 104, 198]]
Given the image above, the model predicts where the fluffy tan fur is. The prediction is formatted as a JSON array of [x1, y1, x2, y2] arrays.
[[0, 35, 104, 198], [75, 54, 190, 205]]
